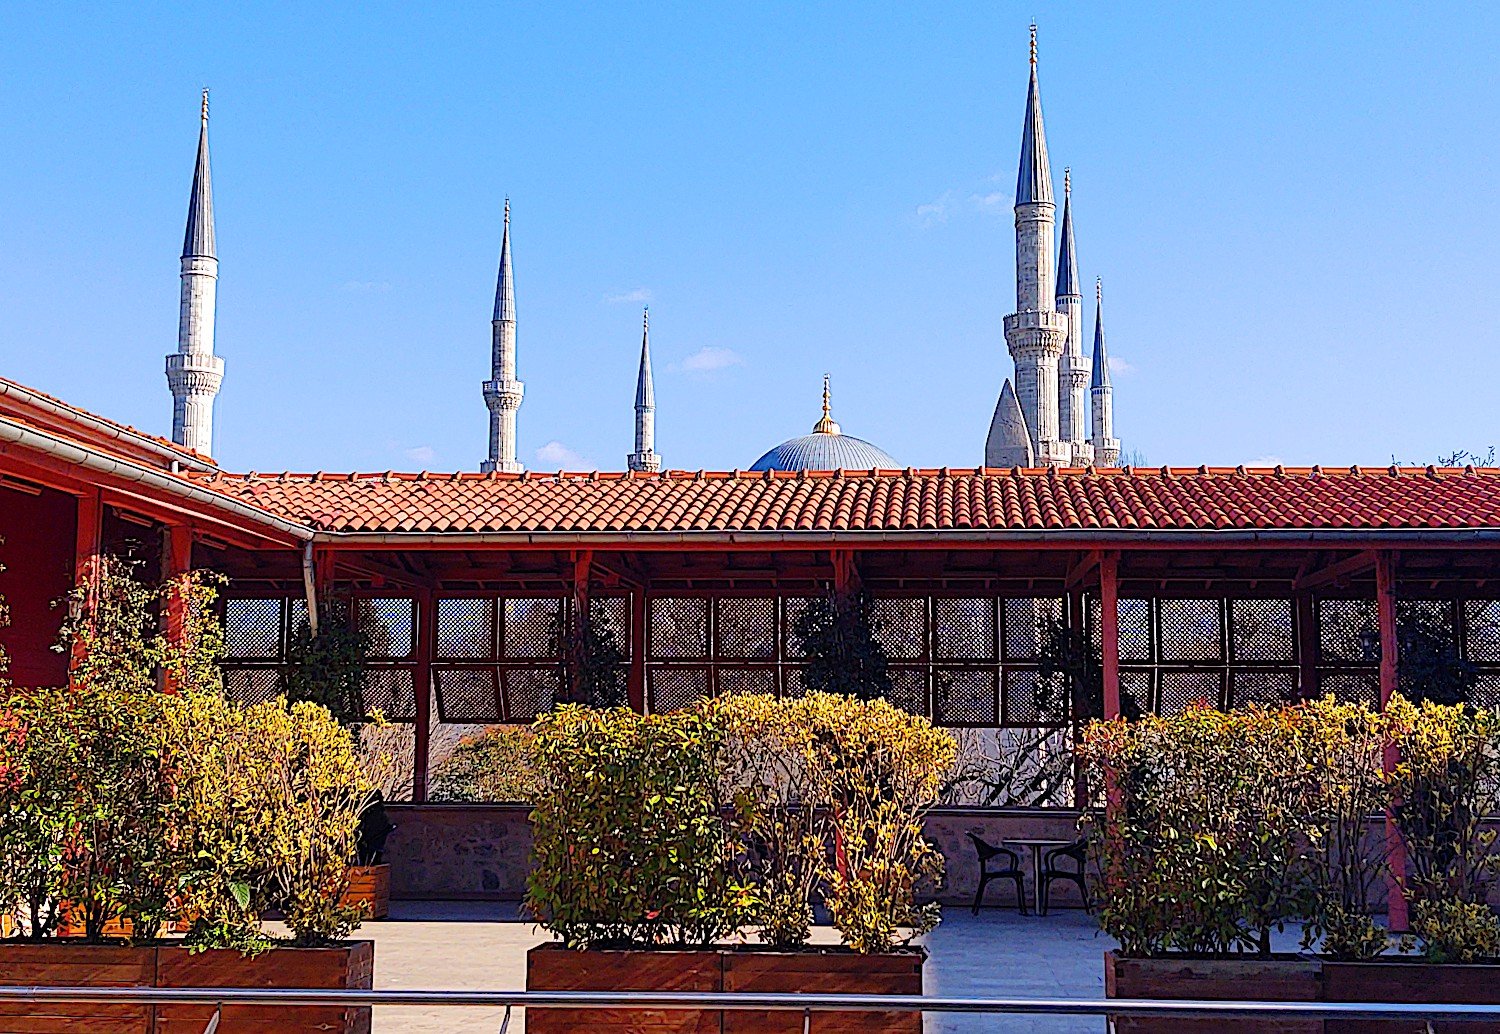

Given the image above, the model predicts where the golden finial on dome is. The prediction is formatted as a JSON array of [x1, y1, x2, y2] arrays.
[[813, 373, 841, 435]]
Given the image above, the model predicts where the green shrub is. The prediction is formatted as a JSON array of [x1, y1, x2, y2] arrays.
[[792, 590, 893, 702], [282, 594, 372, 728], [526, 705, 754, 948], [1409, 900, 1500, 963], [429, 725, 540, 803]]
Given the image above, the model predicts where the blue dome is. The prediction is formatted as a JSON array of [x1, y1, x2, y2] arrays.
[[749, 432, 900, 472]]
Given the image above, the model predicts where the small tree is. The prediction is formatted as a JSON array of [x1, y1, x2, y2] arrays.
[[283, 595, 372, 729], [558, 607, 627, 707], [792, 589, 892, 702]]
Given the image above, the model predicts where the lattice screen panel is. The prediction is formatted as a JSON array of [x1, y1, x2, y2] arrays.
[[1319, 599, 1379, 664], [888, 667, 929, 716], [590, 596, 630, 651], [873, 598, 926, 660], [505, 669, 559, 721], [782, 598, 815, 659], [1232, 599, 1295, 662], [222, 666, 281, 706], [715, 667, 778, 699], [716, 598, 777, 659], [934, 599, 997, 661], [361, 598, 415, 659], [1319, 671, 1379, 706], [1473, 674, 1500, 710], [1003, 669, 1064, 725], [650, 667, 710, 712], [1120, 670, 1152, 717], [434, 667, 502, 722], [505, 599, 564, 658], [363, 666, 418, 721], [1231, 670, 1298, 708], [1159, 670, 1225, 715], [437, 598, 495, 660], [224, 599, 283, 659], [1118, 599, 1153, 662], [934, 669, 999, 726], [1003, 598, 1061, 661], [651, 598, 709, 659], [1464, 601, 1500, 662], [1159, 599, 1223, 662], [781, 665, 809, 699]]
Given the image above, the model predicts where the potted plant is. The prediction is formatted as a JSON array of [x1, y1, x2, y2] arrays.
[[524, 693, 954, 1033], [342, 792, 395, 920]]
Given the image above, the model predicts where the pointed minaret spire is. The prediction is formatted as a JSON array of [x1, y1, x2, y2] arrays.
[[482, 198, 524, 473], [985, 379, 1035, 468], [1090, 278, 1120, 465], [1055, 167, 1090, 463], [995, 23, 1069, 467], [628, 307, 661, 472], [165, 88, 225, 455]]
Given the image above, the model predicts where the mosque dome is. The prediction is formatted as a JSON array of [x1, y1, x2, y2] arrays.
[[749, 377, 900, 472]]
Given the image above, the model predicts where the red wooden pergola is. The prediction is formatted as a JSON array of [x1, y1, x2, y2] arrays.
[[6, 377, 1500, 926]]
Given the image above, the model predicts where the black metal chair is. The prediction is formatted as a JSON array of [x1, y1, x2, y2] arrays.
[[966, 831, 1028, 915], [1039, 837, 1090, 915]]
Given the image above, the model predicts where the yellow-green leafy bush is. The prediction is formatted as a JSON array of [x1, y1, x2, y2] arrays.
[[1408, 899, 1500, 963], [429, 725, 540, 802], [527, 705, 754, 947]]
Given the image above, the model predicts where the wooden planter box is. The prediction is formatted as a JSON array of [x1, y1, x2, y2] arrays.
[[1104, 951, 1322, 1034], [0, 940, 374, 1034], [341, 864, 391, 920], [526, 943, 924, 1034], [1322, 961, 1500, 1034]]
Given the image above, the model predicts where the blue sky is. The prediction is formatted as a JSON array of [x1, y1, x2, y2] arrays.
[[3, 2, 1498, 473]]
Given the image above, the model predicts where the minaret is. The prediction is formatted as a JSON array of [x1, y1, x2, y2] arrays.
[[165, 89, 225, 456], [1090, 278, 1120, 466], [627, 308, 661, 472], [1056, 168, 1091, 465], [481, 199, 524, 473], [985, 378, 1035, 467], [996, 24, 1069, 467]]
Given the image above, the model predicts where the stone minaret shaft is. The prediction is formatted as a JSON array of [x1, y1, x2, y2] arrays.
[[1001, 26, 1069, 466], [1056, 168, 1091, 464], [165, 89, 224, 456], [1090, 278, 1120, 465], [628, 308, 660, 472], [482, 199, 524, 473]]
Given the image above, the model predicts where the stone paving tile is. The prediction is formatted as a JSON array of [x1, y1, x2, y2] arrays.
[[362, 903, 1120, 1033]]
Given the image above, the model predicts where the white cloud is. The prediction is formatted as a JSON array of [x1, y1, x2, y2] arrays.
[[1244, 456, 1284, 468], [343, 280, 392, 293], [535, 440, 590, 469], [403, 445, 436, 464], [1108, 355, 1134, 375], [969, 190, 1008, 212], [675, 347, 744, 374], [604, 287, 653, 305], [915, 191, 956, 226]]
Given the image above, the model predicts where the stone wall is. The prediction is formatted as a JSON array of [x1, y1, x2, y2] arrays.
[[385, 804, 1089, 909]]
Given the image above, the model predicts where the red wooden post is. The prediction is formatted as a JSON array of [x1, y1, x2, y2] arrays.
[[1376, 550, 1409, 932], [1068, 589, 1089, 810], [1100, 552, 1121, 721], [412, 588, 434, 802], [569, 551, 593, 705], [69, 490, 104, 676], [628, 586, 648, 713], [160, 524, 194, 694], [1296, 592, 1319, 702]]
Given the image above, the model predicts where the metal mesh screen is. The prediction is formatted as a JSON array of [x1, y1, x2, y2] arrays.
[[716, 598, 777, 659], [1473, 674, 1500, 710], [434, 667, 502, 723], [438, 598, 495, 660], [505, 598, 563, 658], [1465, 601, 1500, 663], [887, 667, 929, 716], [1003, 669, 1064, 725], [781, 665, 809, 699], [222, 666, 281, 705], [364, 666, 418, 721], [1319, 599, 1379, 663], [224, 599, 282, 659], [934, 598, 997, 661], [504, 669, 559, 721], [650, 667, 710, 712], [1159, 599, 1223, 662], [361, 598, 415, 659], [650, 598, 709, 659], [935, 669, 999, 726], [783, 598, 815, 659], [1159, 670, 1224, 715], [1003, 598, 1060, 660], [590, 596, 630, 650], [1232, 599, 1295, 662], [716, 667, 778, 698], [873, 598, 926, 660]]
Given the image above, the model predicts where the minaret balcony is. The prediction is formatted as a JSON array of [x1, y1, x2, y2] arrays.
[[483, 380, 524, 410], [165, 352, 224, 395], [1003, 310, 1067, 355]]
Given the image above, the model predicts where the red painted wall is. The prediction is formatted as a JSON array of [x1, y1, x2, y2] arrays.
[[0, 484, 75, 686]]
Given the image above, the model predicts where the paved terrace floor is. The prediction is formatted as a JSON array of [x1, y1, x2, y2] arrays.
[[366, 902, 1124, 1033]]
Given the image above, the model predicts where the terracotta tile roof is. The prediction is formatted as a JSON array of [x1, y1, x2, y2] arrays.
[[187, 466, 1500, 537]]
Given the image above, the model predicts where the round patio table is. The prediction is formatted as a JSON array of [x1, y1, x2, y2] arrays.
[[1003, 838, 1072, 915]]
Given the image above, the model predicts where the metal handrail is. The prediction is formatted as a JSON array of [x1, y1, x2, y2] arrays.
[[2, 986, 1500, 1019]]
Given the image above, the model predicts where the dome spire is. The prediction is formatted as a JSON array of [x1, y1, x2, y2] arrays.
[[812, 373, 841, 435]]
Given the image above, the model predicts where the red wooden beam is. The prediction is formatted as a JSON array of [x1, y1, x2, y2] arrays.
[[1376, 549, 1409, 932], [1293, 550, 1378, 592], [160, 523, 194, 694]]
